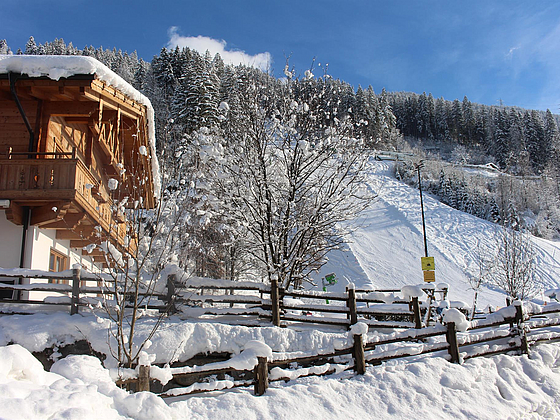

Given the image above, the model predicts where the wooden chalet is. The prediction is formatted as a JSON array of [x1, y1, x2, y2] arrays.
[[0, 56, 157, 280]]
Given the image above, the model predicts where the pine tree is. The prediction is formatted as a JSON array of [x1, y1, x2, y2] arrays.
[[24, 36, 38, 55], [0, 39, 11, 55]]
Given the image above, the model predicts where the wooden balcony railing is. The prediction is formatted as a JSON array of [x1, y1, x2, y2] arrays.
[[0, 158, 128, 248]]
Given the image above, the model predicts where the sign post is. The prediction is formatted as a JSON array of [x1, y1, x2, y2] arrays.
[[322, 273, 337, 304], [421, 256, 435, 283]]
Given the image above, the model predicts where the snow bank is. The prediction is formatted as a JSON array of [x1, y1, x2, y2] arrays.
[[2, 341, 559, 420], [0, 55, 160, 198], [0, 311, 350, 369], [0, 318, 559, 419], [172, 344, 560, 419]]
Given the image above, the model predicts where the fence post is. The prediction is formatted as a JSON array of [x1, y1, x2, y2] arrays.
[[138, 365, 151, 392], [353, 334, 366, 375], [271, 278, 281, 327], [70, 266, 81, 315], [347, 285, 358, 327], [445, 322, 460, 364], [254, 356, 268, 396], [412, 296, 422, 329], [514, 302, 529, 355], [166, 274, 177, 314]]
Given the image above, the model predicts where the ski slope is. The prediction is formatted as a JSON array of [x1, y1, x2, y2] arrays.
[[313, 159, 560, 309]]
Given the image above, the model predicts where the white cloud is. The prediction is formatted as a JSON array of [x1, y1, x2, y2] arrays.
[[166, 27, 271, 72], [506, 46, 519, 59]]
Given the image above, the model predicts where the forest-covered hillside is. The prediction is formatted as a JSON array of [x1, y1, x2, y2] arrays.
[[2, 37, 559, 279]]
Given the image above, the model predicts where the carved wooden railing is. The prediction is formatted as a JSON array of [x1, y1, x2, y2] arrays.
[[0, 158, 128, 247]]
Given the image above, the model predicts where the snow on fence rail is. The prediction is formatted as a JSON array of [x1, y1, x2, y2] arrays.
[[119, 302, 560, 397]]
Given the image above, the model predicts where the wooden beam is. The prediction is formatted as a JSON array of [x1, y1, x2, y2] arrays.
[[29, 87, 57, 101], [40, 212, 87, 229], [56, 86, 79, 101], [64, 117, 89, 124], [43, 101, 98, 117], [30, 201, 71, 226], [88, 249, 105, 257], [70, 239, 98, 249], [85, 123, 93, 167], [56, 228, 95, 240], [4, 201, 24, 225], [82, 87, 141, 120]]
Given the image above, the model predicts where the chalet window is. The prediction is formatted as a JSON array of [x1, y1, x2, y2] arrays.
[[49, 248, 68, 284]]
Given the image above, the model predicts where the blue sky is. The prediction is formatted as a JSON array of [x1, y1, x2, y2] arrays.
[[2, 1, 560, 112]]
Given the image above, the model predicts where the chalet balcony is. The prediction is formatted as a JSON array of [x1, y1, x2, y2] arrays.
[[0, 155, 131, 252]]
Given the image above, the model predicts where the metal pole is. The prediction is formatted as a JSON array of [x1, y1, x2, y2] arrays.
[[417, 164, 429, 258]]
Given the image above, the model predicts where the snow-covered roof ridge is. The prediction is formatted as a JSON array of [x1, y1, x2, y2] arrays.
[[0, 55, 160, 198]]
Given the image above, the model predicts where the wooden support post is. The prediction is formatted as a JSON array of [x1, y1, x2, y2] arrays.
[[254, 356, 269, 396], [514, 303, 529, 355], [353, 334, 366, 375], [514, 302, 524, 324], [412, 296, 422, 329], [445, 322, 460, 364], [425, 289, 434, 327], [70, 266, 81, 315], [271, 278, 281, 327], [138, 365, 150, 392], [347, 286, 358, 327], [279, 286, 285, 319], [165, 274, 176, 314]]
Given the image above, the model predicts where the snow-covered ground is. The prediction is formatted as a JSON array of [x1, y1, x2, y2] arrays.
[[313, 159, 560, 309], [1, 158, 560, 419], [1, 340, 559, 419]]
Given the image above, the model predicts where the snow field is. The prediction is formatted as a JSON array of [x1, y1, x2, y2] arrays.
[[0, 340, 559, 419], [313, 159, 560, 311]]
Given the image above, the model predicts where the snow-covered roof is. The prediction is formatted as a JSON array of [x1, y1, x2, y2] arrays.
[[0, 55, 160, 198]]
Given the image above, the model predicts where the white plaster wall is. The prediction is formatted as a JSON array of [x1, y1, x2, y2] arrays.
[[27, 227, 101, 301], [0, 210, 23, 269], [0, 212, 104, 303]]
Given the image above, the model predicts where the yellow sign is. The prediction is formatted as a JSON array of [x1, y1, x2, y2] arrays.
[[423, 270, 436, 283], [421, 256, 435, 271]]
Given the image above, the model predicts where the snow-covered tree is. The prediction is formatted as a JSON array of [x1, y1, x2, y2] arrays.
[[200, 76, 374, 289]]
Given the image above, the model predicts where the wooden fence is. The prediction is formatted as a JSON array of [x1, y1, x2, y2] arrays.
[[178, 277, 450, 329], [0, 267, 169, 315], [0, 268, 559, 398], [0, 269, 447, 330], [124, 301, 560, 397]]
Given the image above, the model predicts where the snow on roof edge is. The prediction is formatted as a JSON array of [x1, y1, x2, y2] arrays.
[[0, 55, 161, 199]]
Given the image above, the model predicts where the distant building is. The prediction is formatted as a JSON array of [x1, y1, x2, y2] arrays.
[[0, 55, 158, 298]]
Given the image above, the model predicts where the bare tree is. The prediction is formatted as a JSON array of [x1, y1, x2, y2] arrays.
[[95, 135, 191, 368], [490, 227, 538, 301], [466, 240, 494, 319]]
